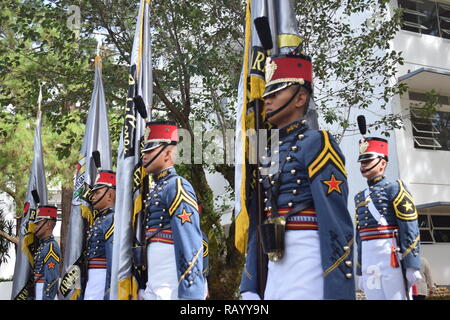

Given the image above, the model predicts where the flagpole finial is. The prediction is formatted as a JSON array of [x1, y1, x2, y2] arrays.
[[95, 37, 102, 67], [94, 55, 102, 67]]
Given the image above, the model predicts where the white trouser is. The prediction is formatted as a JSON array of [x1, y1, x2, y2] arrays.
[[144, 242, 179, 300], [264, 230, 324, 300], [361, 238, 411, 300], [35, 283, 43, 300], [84, 269, 107, 300]]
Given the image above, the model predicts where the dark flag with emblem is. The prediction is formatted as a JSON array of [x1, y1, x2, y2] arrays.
[[110, 0, 152, 300], [11, 87, 48, 300], [234, 0, 305, 297], [235, 0, 307, 257], [58, 55, 112, 300]]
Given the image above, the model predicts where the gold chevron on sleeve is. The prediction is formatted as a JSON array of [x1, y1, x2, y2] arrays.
[[105, 223, 114, 240], [308, 130, 347, 180], [44, 243, 60, 263], [168, 178, 198, 216], [202, 239, 209, 258]]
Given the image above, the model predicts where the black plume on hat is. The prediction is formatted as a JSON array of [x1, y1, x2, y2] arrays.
[[357, 115, 367, 135]]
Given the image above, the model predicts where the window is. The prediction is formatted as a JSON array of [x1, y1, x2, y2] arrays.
[[409, 91, 450, 151], [419, 213, 450, 243], [398, 0, 450, 39], [419, 214, 434, 242], [435, 111, 450, 150], [431, 215, 450, 227]]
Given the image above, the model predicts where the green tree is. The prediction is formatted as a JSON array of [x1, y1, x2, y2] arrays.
[[0, 112, 82, 215], [295, 0, 408, 139], [0, 110, 85, 260]]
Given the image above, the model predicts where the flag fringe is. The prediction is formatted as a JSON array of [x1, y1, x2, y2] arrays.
[[234, 0, 253, 254], [118, 277, 139, 300], [69, 289, 81, 300], [21, 230, 35, 267], [81, 204, 94, 226]]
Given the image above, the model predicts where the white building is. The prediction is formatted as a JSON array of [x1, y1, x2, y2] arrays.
[[341, 0, 450, 287]]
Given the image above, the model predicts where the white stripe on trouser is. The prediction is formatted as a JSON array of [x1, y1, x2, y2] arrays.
[[35, 283, 43, 300], [84, 269, 107, 300], [144, 242, 179, 300], [264, 230, 324, 300], [361, 238, 411, 300]]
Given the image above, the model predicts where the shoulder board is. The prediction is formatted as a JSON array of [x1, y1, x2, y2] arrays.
[[168, 178, 198, 216], [307, 130, 347, 180], [393, 180, 418, 221], [44, 243, 60, 263]]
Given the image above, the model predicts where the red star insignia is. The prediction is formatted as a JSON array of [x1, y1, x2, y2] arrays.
[[48, 262, 55, 269], [177, 209, 193, 224], [322, 174, 343, 194]]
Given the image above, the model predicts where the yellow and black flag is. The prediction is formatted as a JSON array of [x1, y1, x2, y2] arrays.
[[234, 0, 304, 297], [234, 0, 302, 256]]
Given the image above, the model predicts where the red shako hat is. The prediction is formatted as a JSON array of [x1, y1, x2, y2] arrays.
[[358, 137, 389, 162], [141, 121, 179, 153], [35, 205, 58, 222], [92, 170, 116, 191], [262, 54, 313, 98]]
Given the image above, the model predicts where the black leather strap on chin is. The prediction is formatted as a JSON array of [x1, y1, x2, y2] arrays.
[[34, 220, 47, 234], [361, 157, 382, 174], [266, 85, 301, 120], [91, 187, 110, 207], [142, 141, 177, 169]]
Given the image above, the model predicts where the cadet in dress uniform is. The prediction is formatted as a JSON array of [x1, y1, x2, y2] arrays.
[[33, 205, 60, 300], [240, 53, 355, 300], [84, 170, 116, 300], [141, 121, 206, 300], [355, 135, 422, 300]]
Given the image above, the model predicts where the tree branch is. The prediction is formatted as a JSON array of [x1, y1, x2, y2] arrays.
[[0, 230, 18, 245], [153, 74, 191, 132], [165, 0, 190, 115], [0, 184, 16, 201]]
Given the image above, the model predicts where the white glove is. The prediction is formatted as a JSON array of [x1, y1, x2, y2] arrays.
[[406, 268, 422, 286], [241, 291, 261, 300]]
